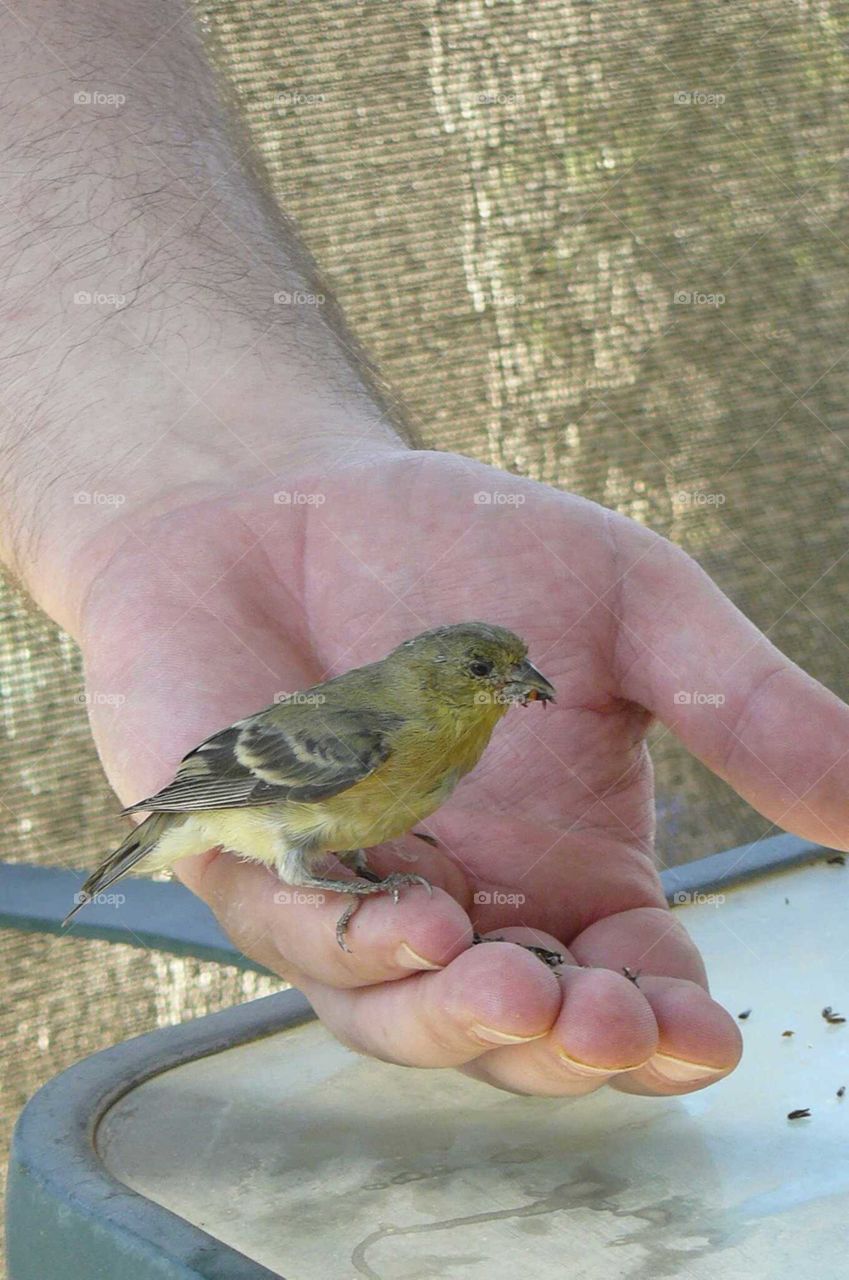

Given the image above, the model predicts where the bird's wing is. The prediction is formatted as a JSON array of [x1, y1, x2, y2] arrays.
[[123, 703, 404, 814]]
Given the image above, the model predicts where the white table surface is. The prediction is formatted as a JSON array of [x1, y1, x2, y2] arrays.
[[98, 859, 849, 1279]]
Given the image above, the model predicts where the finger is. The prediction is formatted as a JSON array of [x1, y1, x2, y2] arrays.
[[300, 940, 563, 1068], [462, 949, 659, 1097], [564, 906, 740, 1094], [568, 905, 709, 987], [178, 848, 474, 988], [611, 975, 742, 1095], [615, 521, 849, 849], [566, 905, 742, 1094]]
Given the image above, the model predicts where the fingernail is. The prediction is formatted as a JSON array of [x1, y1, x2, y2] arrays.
[[558, 1052, 647, 1077], [649, 1053, 726, 1084], [470, 1023, 549, 1046], [395, 943, 443, 971]]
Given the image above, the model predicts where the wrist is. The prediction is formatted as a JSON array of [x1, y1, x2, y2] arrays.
[[15, 375, 409, 637], [0, 0, 416, 633]]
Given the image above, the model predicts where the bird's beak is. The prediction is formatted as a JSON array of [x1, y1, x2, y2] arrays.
[[505, 659, 556, 706]]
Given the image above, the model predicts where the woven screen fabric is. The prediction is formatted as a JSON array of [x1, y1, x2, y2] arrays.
[[3, 2, 849, 1270]]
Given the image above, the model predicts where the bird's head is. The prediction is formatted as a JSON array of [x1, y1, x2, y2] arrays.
[[387, 622, 555, 712]]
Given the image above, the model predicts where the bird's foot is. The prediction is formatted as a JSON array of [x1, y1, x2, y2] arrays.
[[334, 872, 433, 950], [381, 871, 433, 904]]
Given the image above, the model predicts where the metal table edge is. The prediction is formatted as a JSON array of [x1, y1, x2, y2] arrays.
[[7, 988, 315, 1280], [5, 832, 836, 1278]]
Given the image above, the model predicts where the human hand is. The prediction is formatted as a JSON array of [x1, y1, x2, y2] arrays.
[[8, 0, 846, 1100], [77, 448, 849, 1096]]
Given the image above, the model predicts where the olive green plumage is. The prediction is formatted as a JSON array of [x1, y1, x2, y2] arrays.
[[64, 621, 555, 944]]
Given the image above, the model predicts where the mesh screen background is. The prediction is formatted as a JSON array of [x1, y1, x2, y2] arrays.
[[3, 2, 849, 1269]]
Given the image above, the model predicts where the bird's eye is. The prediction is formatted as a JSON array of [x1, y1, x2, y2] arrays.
[[468, 659, 493, 678]]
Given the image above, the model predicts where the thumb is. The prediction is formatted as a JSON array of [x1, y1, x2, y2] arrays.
[[613, 521, 849, 850]]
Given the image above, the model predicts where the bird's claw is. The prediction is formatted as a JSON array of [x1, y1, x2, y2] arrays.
[[382, 871, 433, 901], [335, 902, 357, 950], [394, 873, 431, 904], [334, 872, 433, 950]]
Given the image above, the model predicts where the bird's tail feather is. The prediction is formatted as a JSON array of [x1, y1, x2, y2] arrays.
[[62, 812, 174, 926]]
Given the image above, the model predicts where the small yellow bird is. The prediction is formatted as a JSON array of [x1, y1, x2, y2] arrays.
[[64, 622, 555, 947]]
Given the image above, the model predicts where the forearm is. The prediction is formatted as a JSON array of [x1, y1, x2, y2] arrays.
[[0, 0, 409, 633]]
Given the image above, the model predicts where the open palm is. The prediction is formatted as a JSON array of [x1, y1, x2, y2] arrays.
[[79, 449, 849, 1095]]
